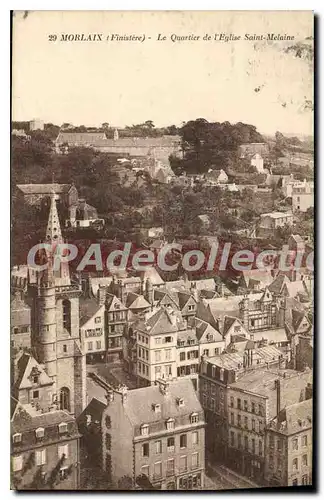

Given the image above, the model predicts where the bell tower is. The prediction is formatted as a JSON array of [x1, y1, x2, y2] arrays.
[[30, 192, 86, 417]]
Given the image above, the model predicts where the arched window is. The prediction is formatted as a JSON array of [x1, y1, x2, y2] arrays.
[[62, 300, 71, 334], [59, 387, 71, 412]]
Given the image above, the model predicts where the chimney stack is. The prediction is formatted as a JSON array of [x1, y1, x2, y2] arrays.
[[275, 379, 281, 416], [158, 379, 170, 396], [97, 284, 106, 306]]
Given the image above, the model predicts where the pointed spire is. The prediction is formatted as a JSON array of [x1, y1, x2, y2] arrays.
[[45, 192, 63, 245]]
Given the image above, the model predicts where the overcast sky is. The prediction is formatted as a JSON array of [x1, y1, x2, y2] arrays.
[[12, 10, 313, 136]]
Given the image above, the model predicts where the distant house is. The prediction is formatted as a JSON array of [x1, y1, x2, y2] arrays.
[[17, 183, 78, 208], [292, 180, 314, 213], [239, 143, 269, 158], [258, 212, 293, 237], [66, 199, 105, 228], [205, 169, 228, 185], [251, 153, 264, 173]]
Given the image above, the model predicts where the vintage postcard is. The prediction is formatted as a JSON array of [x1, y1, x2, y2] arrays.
[[11, 10, 314, 491]]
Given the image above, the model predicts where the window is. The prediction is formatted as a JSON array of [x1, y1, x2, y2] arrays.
[[180, 352, 185, 361], [58, 444, 69, 459], [230, 413, 234, 425], [58, 422, 68, 434], [210, 398, 216, 411], [302, 454, 308, 466], [258, 404, 263, 416], [59, 387, 71, 412], [230, 431, 235, 447], [191, 413, 199, 424], [155, 337, 161, 345], [252, 438, 255, 454], [88, 342, 93, 351], [244, 436, 248, 450], [167, 437, 175, 451], [12, 433, 22, 444], [165, 349, 171, 361], [192, 431, 198, 445], [230, 396, 234, 408], [244, 416, 248, 429], [293, 458, 298, 471], [166, 459, 175, 474], [63, 344, 67, 353], [33, 376, 39, 384], [215, 348, 220, 355], [302, 475, 308, 485], [142, 443, 149, 457], [180, 456, 188, 472], [302, 435, 308, 447], [155, 350, 161, 362], [12, 455, 23, 472], [192, 453, 199, 469], [244, 400, 248, 411], [141, 465, 149, 478], [251, 402, 255, 414], [105, 433, 111, 450], [237, 415, 241, 427], [105, 416, 111, 429], [62, 300, 71, 333], [237, 398, 241, 410], [292, 438, 298, 451], [252, 419, 255, 431], [35, 427, 45, 439], [165, 336, 172, 343], [203, 349, 209, 356], [154, 462, 162, 478], [36, 449, 47, 466], [59, 467, 69, 481], [155, 440, 162, 454], [238, 434, 242, 449], [259, 440, 263, 456], [33, 390, 39, 400], [141, 424, 149, 436], [277, 439, 282, 452], [180, 434, 187, 448], [96, 341, 101, 350], [95, 317, 101, 324], [234, 325, 241, 332], [155, 366, 161, 377], [220, 368, 224, 381]]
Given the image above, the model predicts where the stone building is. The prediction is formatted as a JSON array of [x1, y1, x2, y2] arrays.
[[101, 378, 205, 490], [17, 183, 78, 209], [265, 398, 312, 486], [11, 399, 80, 490]]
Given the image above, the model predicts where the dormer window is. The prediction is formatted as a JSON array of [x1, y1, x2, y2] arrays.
[[12, 433, 22, 444], [152, 403, 161, 413], [33, 376, 39, 384], [35, 427, 45, 439], [58, 422, 68, 434], [141, 424, 149, 436], [166, 418, 175, 430], [177, 398, 184, 407], [190, 413, 199, 424]]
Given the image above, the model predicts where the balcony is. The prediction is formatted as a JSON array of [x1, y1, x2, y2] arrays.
[[166, 469, 175, 477], [167, 446, 175, 453]]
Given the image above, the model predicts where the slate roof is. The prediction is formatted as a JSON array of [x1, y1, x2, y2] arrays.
[[79, 298, 103, 327], [118, 378, 203, 426], [268, 274, 290, 295], [90, 276, 113, 297], [207, 345, 284, 370], [14, 353, 53, 391], [271, 398, 313, 435], [125, 293, 150, 310]]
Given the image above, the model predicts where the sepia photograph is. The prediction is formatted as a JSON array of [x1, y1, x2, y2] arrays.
[[10, 10, 314, 491]]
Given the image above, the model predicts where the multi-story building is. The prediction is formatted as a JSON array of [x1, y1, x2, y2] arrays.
[[199, 345, 289, 462], [176, 329, 200, 390], [29, 118, 44, 131], [265, 398, 312, 487], [11, 292, 31, 351], [292, 181, 314, 213], [133, 307, 184, 386], [101, 379, 205, 490], [79, 298, 106, 364], [11, 399, 80, 490], [226, 368, 312, 482], [257, 212, 293, 238]]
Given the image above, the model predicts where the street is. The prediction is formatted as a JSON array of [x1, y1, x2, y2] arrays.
[[204, 463, 260, 491]]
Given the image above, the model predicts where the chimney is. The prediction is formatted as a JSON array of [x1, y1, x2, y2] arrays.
[[275, 379, 281, 416], [97, 285, 106, 306], [278, 297, 287, 327]]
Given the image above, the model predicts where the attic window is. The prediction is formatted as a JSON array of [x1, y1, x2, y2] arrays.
[[140, 424, 149, 436], [152, 403, 161, 413], [166, 418, 175, 430], [35, 427, 45, 439], [12, 433, 22, 444], [177, 398, 184, 407], [190, 413, 199, 424], [58, 422, 68, 434]]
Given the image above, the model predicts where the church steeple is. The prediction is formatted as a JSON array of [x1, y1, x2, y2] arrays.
[[45, 192, 63, 245]]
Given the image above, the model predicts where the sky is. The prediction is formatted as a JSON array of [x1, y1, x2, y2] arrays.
[[12, 10, 313, 136]]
